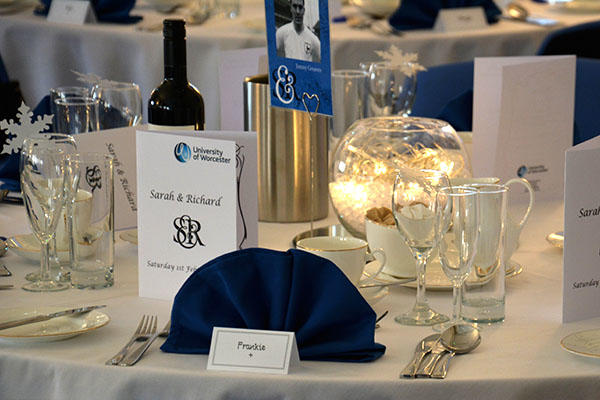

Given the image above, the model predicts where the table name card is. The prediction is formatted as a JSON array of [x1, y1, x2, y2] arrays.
[[74, 126, 137, 231], [563, 134, 600, 323], [47, 0, 96, 25], [472, 56, 575, 202], [136, 130, 238, 301], [434, 7, 487, 32], [207, 327, 299, 375]]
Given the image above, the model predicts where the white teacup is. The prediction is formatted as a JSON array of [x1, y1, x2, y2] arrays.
[[297, 236, 386, 286], [365, 218, 415, 278], [55, 189, 93, 250]]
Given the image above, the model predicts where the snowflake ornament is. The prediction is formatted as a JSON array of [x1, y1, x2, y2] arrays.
[[374, 45, 427, 77], [0, 102, 53, 155], [72, 70, 117, 87]]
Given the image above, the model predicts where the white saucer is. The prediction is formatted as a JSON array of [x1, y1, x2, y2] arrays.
[[398, 260, 523, 291], [6, 234, 94, 263], [546, 231, 564, 249], [6, 234, 68, 263], [359, 285, 388, 305], [0, 306, 110, 343], [119, 229, 138, 245], [561, 329, 600, 358], [551, 0, 600, 13]]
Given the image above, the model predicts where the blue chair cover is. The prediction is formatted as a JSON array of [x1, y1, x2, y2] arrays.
[[537, 21, 600, 59], [411, 61, 474, 131], [35, 0, 142, 24], [161, 248, 386, 362], [573, 58, 600, 144], [411, 58, 600, 145], [389, 0, 501, 31], [0, 53, 8, 84]]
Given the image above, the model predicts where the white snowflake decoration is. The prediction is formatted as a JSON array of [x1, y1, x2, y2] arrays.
[[72, 70, 118, 87], [374, 45, 427, 77], [0, 102, 53, 155]]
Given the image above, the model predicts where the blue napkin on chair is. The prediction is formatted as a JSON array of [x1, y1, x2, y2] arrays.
[[35, 0, 142, 24], [389, 0, 501, 31], [161, 248, 386, 362]]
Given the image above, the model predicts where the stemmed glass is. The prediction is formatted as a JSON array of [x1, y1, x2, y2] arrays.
[[20, 138, 73, 292], [434, 186, 480, 331], [24, 134, 78, 284], [91, 81, 142, 129], [392, 168, 450, 325], [367, 61, 417, 117]]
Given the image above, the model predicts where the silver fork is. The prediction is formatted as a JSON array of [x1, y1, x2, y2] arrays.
[[118, 318, 168, 367], [105, 315, 155, 366]]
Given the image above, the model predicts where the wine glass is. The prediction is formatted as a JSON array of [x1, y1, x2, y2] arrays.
[[434, 186, 480, 331], [367, 61, 417, 117], [392, 168, 450, 326], [91, 81, 142, 129], [24, 134, 78, 284], [20, 139, 72, 292]]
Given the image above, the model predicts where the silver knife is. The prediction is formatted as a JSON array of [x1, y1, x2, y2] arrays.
[[119, 331, 160, 366], [416, 340, 448, 377], [0, 305, 106, 331]]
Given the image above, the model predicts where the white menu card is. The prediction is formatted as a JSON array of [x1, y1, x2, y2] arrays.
[[136, 130, 237, 300], [563, 135, 600, 323], [74, 126, 137, 231], [472, 56, 575, 202]]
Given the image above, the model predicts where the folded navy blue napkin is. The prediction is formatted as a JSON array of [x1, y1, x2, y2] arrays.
[[389, 0, 502, 31], [35, 0, 142, 24], [161, 248, 386, 362]]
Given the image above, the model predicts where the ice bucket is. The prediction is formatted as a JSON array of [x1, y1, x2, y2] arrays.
[[243, 74, 328, 222]]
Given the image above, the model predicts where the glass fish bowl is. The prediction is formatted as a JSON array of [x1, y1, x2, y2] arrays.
[[329, 116, 471, 238]]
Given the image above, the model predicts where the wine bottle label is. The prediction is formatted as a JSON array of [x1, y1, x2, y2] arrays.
[[147, 123, 196, 131]]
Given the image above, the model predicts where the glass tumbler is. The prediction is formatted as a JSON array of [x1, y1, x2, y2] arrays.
[[54, 96, 100, 135]]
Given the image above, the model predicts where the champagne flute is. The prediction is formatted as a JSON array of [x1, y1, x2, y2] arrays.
[[24, 134, 78, 283], [434, 186, 480, 331], [20, 139, 71, 292], [392, 168, 450, 325]]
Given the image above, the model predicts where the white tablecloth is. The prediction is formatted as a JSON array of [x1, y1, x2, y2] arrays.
[[1, 198, 600, 399], [0, 1, 599, 129]]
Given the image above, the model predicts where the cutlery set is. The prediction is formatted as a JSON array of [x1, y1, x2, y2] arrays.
[[400, 324, 481, 379], [106, 315, 170, 367]]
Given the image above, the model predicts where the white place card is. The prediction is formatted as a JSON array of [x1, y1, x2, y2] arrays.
[[219, 47, 267, 131], [433, 7, 487, 32], [47, 0, 96, 25], [472, 56, 575, 202], [136, 130, 237, 300], [152, 129, 258, 249], [207, 327, 300, 375], [74, 126, 137, 231], [563, 134, 600, 323]]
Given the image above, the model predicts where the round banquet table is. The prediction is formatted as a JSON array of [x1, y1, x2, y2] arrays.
[[0, 1, 600, 129], [1, 198, 600, 400]]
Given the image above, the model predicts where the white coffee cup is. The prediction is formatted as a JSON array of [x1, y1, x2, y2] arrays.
[[55, 189, 93, 250], [365, 218, 415, 278], [296, 236, 386, 286]]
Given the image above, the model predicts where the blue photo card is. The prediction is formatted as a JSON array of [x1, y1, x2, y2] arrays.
[[264, 0, 332, 116]]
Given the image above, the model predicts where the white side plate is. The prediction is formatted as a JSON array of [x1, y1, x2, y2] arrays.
[[0, 307, 110, 343]]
